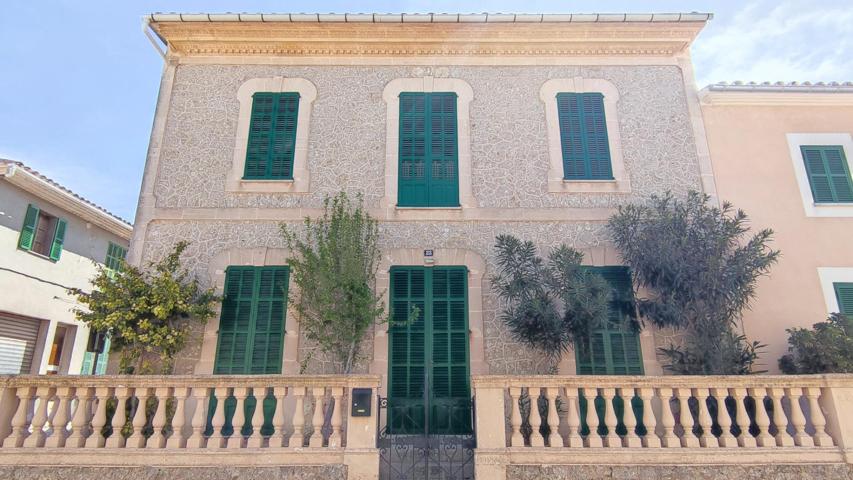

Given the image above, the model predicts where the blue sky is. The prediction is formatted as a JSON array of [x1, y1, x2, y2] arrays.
[[1, 0, 851, 222]]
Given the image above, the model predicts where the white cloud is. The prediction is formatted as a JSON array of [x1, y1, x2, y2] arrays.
[[693, 0, 853, 86]]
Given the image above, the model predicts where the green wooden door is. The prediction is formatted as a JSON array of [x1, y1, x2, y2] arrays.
[[388, 266, 471, 434], [397, 93, 460, 207]]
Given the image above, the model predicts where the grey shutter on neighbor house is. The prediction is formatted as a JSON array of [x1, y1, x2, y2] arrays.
[[0, 314, 41, 374]]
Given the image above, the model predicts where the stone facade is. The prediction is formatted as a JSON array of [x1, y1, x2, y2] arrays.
[[507, 464, 853, 480], [138, 61, 706, 377], [0, 465, 346, 480]]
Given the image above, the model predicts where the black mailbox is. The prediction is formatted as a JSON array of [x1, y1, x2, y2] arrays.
[[351, 388, 372, 417]]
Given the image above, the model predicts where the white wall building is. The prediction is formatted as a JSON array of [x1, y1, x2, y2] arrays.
[[0, 160, 132, 375]]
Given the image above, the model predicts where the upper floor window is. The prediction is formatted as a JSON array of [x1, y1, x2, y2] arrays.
[[105, 242, 128, 276], [557, 92, 613, 180], [835, 282, 853, 315], [801, 145, 853, 203], [243, 92, 300, 180], [397, 92, 460, 207], [18, 204, 66, 261]]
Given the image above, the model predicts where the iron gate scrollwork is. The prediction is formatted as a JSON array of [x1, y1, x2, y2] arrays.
[[377, 395, 476, 480]]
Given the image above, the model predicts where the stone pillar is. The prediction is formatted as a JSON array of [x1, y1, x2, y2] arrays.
[[473, 378, 508, 480]]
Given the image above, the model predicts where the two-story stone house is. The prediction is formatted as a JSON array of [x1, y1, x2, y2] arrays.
[[132, 12, 716, 427]]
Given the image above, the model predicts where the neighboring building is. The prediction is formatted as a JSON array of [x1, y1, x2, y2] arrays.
[[700, 82, 853, 371], [133, 11, 715, 394], [0, 160, 132, 375]]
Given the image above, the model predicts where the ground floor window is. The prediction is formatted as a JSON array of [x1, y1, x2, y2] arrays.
[[387, 266, 471, 434], [80, 330, 110, 375]]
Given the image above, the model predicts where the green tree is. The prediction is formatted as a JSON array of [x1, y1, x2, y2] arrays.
[[282, 192, 385, 374], [491, 234, 617, 366], [608, 191, 778, 375], [69, 241, 219, 374], [780, 314, 853, 374]]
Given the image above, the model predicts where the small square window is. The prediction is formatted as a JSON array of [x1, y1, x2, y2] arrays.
[[31, 211, 58, 257]]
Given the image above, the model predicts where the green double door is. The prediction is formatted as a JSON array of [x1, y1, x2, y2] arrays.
[[387, 266, 472, 435]]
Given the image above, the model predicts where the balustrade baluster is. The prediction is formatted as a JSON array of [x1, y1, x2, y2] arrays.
[[126, 388, 150, 448], [638, 388, 660, 448], [83, 387, 109, 448], [564, 387, 582, 448], [24, 387, 51, 448], [207, 387, 228, 449], [105, 387, 129, 448], [601, 388, 619, 448], [291, 387, 305, 448], [46, 387, 71, 448], [676, 388, 699, 448], [805, 387, 833, 446], [748, 387, 773, 447], [150, 387, 170, 448], [731, 388, 756, 447], [272, 386, 287, 448], [309, 387, 325, 447], [694, 388, 716, 448], [545, 387, 562, 447], [768, 388, 793, 447], [621, 387, 640, 448], [328, 387, 344, 448], [2, 387, 31, 448], [785, 387, 812, 447], [246, 387, 266, 448], [528, 387, 545, 447], [185, 387, 208, 448], [67, 387, 92, 448], [508, 387, 523, 447], [711, 388, 736, 447], [584, 388, 603, 448], [166, 387, 189, 448], [658, 388, 678, 447], [228, 387, 248, 449]]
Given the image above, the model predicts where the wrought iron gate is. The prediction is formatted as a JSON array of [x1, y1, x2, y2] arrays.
[[377, 394, 476, 480]]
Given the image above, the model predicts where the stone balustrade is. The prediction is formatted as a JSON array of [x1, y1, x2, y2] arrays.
[[473, 374, 853, 479], [0, 374, 379, 453]]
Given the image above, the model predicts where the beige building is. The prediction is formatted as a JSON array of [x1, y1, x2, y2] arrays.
[[700, 82, 853, 371], [0, 160, 132, 375]]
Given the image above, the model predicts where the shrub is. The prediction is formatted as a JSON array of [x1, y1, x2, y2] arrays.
[[780, 313, 853, 374]]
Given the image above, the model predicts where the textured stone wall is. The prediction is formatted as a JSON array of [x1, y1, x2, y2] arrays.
[[0, 465, 346, 480], [142, 62, 705, 375], [507, 464, 853, 480]]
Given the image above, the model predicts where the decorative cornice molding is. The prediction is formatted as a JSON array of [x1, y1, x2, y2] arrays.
[[149, 22, 706, 57], [699, 89, 853, 106]]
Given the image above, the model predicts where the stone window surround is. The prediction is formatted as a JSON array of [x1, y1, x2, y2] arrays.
[[380, 77, 477, 212], [540, 77, 631, 194], [225, 77, 317, 194], [818, 267, 853, 314], [197, 247, 299, 375], [370, 248, 488, 394], [786, 133, 853, 217]]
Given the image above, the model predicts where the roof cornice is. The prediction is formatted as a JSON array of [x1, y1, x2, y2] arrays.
[[147, 12, 711, 57], [699, 87, 853, 106], [1, 163, 132, 240]]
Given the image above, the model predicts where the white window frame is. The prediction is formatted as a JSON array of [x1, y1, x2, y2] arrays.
[[786, 133, 853, 217], [380, 77, 477, 211], [818, 267, 853, 314], [226, 77, 317, 194], [540, 77, 630, 194]]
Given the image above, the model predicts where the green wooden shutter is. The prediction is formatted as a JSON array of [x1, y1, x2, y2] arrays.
[[835, 283, 853, 316], [802, 146, 853, 203], [244, 92, 300, 180], [430, 267, 471, 434], [557, 93, 613, 180], [105, 242, 128, 273], [95, 336, 110, 375], [575, 266, 642, 375], [388, 267, 427, 433], [18, 204, 39, 251], [397, 93, 459, 207], [80, 352, 94, 375], [48, 218, 67, 261], [215, 266, 288, 375]]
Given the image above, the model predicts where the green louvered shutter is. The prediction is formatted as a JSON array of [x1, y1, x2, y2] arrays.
[[105, 242, 128, 274], [214, 266, 288, 374], [388, 267, 427, 433], [802, 146, 853, 203], [835, 283, 853, 316], [95, 336, 110, 375], [575, 266, 642, 375], [244, 92, 299, 180], [557, 93, 613, 180], [18, 204, 39, 251], [48, 219, 67, 261], [398, 93, 459, 207], [430, 267, 471, 434], [80, 352, 94, 375]]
